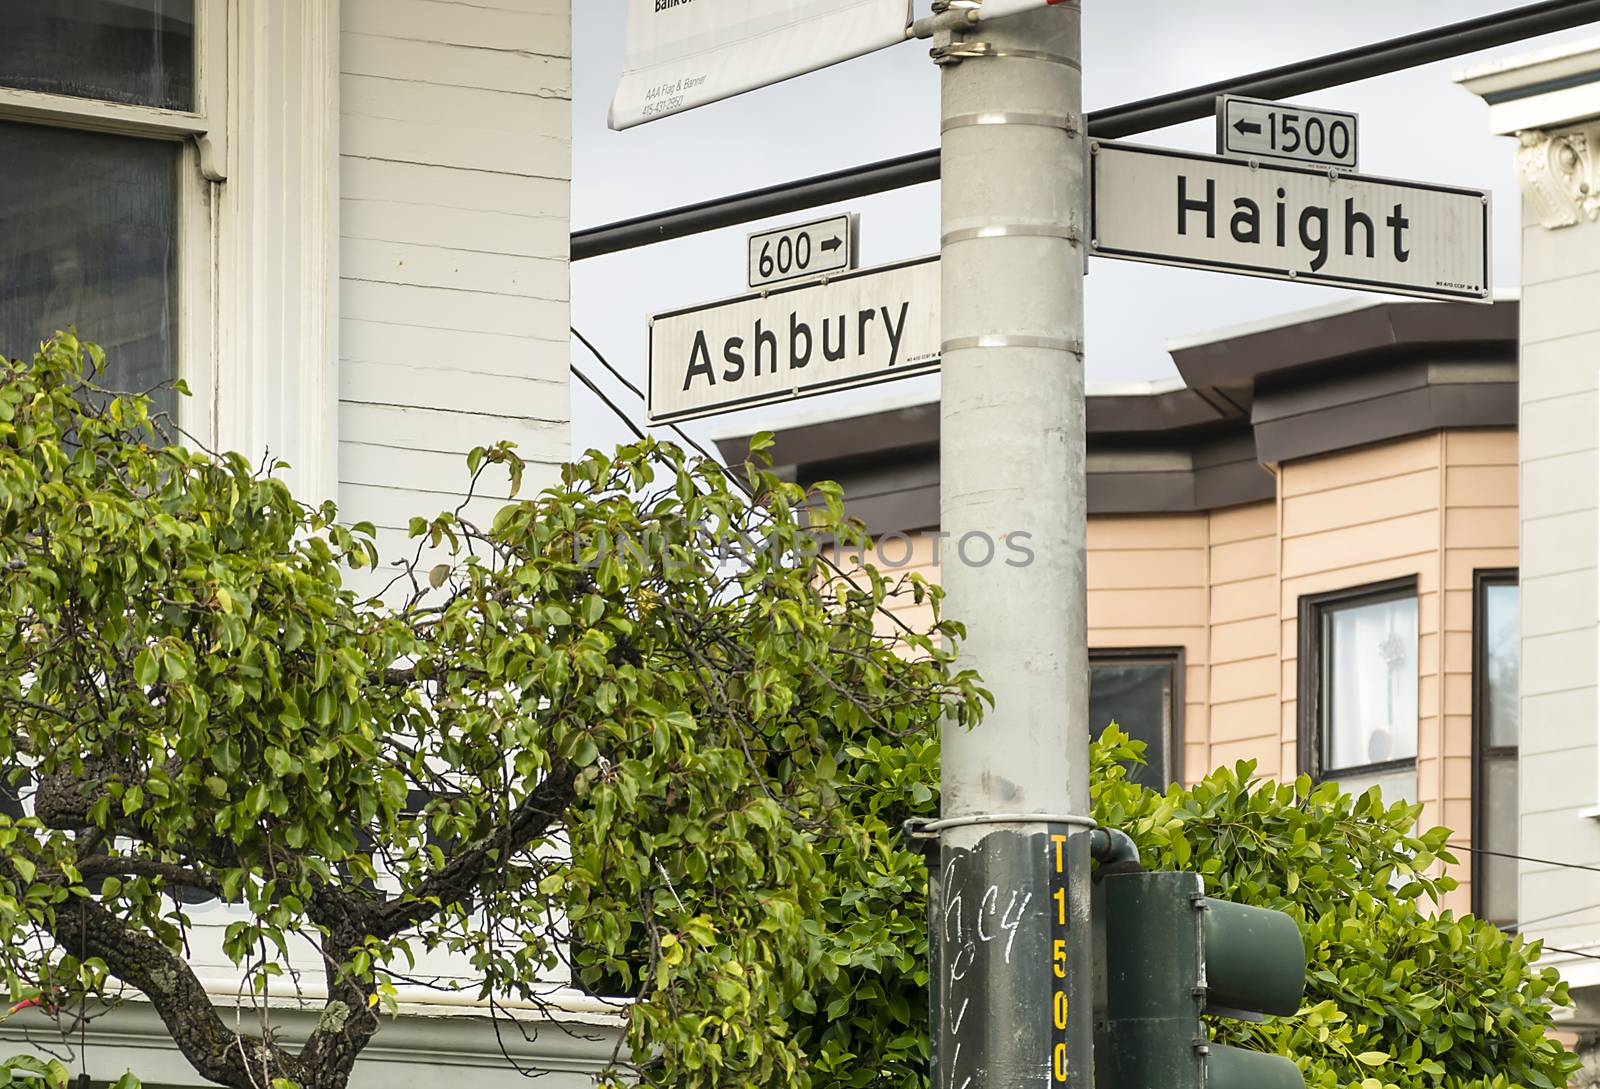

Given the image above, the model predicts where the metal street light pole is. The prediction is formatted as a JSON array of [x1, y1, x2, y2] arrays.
[[933, 4, 1091, 1089]]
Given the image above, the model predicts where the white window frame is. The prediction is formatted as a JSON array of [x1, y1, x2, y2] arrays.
[[0, 0, 228, 449], [1297, 575, 1421, 800], [0, 1, 342, 505]]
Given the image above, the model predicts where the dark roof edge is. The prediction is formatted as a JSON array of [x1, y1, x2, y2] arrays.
[[712, 298, 1519, 517]]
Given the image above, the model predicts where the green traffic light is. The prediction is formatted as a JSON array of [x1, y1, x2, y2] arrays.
[[1096, 869, 1306, 1089]]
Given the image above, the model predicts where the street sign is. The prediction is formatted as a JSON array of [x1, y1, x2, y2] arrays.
[[748, 215, 856, 289], [649, 255, 938, 424], [1088, 141, 1490, 302], [958, 0, 1074, 16], [1216, 95, 1359, 170], [610, 0, 911, 129]]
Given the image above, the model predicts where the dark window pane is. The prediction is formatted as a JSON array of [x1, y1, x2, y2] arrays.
[[1322, 594, 1417, 772], [0, 0, 195, 111], [0, 121, 178, 420], [1484, 583, 1519, 749], [1090, 660, 1172, 790]]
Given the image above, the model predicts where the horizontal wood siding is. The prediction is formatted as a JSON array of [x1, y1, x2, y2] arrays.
[[1439, 430, 1518, 915], [1206, 503, 1280, 780], [1088, 514, 1210, 782], [337, 0, 571, 584], [1278, 434, 1441, 813]]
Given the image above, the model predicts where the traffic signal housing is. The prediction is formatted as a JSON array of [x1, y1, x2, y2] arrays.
[[1097, 869, 1305, 1089]]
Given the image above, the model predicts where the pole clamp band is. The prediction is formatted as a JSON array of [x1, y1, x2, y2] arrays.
[[942, 334, 1085, 355], [942, 223, 1082, 246], [931, 42, 1084, 70], [941, 110, 1080, 135], [903, 813, 1098, 839]]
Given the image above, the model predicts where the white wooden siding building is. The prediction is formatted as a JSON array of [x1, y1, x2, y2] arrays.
[[0, 1, 614, 1083], [1459, 36, 1600, 1068]]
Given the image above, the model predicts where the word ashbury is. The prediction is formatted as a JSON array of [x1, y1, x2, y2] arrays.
[[648, 257, 939, 424]]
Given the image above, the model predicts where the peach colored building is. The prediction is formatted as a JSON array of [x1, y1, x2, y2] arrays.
[[717, 296, 1520, 920]]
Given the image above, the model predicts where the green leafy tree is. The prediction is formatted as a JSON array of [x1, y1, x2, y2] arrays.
[[0, 334, 984, 1089], [797, 724, 1580, 1089]]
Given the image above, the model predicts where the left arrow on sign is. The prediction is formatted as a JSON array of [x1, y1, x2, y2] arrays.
[[1232, 118, 1262, 135]]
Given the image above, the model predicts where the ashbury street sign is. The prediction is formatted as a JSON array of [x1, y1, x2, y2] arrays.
[[648, 255, 939, 424], [1089, 141, 1491, 301]]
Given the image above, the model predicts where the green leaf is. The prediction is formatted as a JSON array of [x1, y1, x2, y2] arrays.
[[1355, 1052, 1389, 1066], [133, 648, 159, 687]]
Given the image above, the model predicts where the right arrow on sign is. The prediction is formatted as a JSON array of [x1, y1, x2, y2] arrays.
[[821, 235, 843, 253]]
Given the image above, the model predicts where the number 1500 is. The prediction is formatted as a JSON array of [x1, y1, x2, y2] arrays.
[[1265, 110, 1352, 161]]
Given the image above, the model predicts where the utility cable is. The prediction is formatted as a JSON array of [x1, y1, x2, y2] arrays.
[[1447, 842, 1600, 877], [570, 362, 645, 444], [569, 328, 921, 638], [1513, 901, 1600, 931], [1536, 943, 1600, 962], [572, 326, 645, 403]]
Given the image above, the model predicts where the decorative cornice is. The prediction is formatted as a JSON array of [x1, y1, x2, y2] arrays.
[[1515, 123, 1600, 229]]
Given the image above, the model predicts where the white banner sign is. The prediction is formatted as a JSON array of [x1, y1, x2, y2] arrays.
[[968, 0, 1074, 20], [1090, 141, 1491, 302], [649, 256, 939, 423], [610, 0, 911, 130]]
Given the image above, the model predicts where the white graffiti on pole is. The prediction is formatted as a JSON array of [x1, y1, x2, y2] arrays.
[[1090, 141, 1491, 302], [610, 0, 911, 130], [648, 256, 939, 424]]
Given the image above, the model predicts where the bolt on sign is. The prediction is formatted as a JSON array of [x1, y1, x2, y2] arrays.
[[1089, 141, 1491, 302], [647, 255, 938, 424], [610, 0, 912, 129]]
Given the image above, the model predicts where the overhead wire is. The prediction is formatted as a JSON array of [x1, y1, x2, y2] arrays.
[[569, 362, 645, 443], [1447, 842, 1600, 938], [1447, 842, 1600, 877], [569, 328, 921, 637]]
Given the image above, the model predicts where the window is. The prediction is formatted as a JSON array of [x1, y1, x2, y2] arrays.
[[0, 0, 196, 111], [1473, 570, 1518, 930], [0, 0, 222, 430], [1090, 649, 1183, 790], [0, 121, 182, 419], [1299, 578, 1419, 803]]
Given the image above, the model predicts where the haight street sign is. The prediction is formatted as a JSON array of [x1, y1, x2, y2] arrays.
[[1089, 141, 1491, 302], [648, 255, 938, 424]]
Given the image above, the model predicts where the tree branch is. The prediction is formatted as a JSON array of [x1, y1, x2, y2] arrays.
[[74, 855, 224, 898], [370, 757, 576, 939], [32, 879, 304, 1089]]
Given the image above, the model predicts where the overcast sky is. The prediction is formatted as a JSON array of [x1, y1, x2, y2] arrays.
[[569, 3, 1598, 458]]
